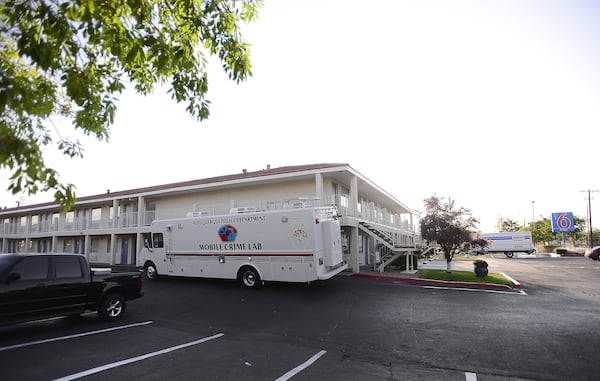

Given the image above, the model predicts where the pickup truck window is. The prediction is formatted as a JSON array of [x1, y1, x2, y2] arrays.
[[55, 256, 84, 279], [153, 233, 164, 248], [0, 256, 14, 272], [12, 257, 49, 281]]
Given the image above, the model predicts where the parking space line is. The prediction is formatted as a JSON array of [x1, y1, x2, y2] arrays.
[[53, 333, 224, 381], [274, 350, 327, 381], [0, 321, 153, 352], [422, 286, 527, 295]]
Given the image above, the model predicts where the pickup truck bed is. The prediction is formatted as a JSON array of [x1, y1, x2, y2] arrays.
[[0, 253, 143, 325]]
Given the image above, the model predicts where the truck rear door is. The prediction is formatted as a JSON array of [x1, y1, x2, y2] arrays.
[[321, 220, 343, 267]]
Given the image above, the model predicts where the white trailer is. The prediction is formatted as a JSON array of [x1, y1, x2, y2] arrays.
[[137, 206, 348, 288], [475, 232, 535, 258]]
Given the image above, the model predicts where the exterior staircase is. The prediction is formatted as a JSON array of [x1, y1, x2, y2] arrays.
[[358, 221, 418, 273]]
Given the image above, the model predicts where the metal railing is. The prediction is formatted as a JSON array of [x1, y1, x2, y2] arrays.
[[1, 195, 419, 237]]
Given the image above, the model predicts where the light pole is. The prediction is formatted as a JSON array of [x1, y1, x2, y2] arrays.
[[531, 201, 535, 247]]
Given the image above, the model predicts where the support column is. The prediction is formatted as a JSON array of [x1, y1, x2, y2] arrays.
[[137, 196, 145, 227], [112, 199, 119, 228], [136, 196, 145, 266], [350, 226, 360, 273], [315, 173, 324, 204], [349, 174, 358, 218], [84, 235, 91, 260], [111, 198, 119, 265], [110, 233, 117, 265]]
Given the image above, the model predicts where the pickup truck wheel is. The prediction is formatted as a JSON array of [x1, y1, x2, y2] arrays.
[[504, 252, 514, 258], [144, 262, 159, 281], [239, 267, 262, 289], [98, 294, 126, 321]]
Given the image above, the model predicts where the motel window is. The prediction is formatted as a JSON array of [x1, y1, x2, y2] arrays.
[[92, 208, 101, 222], [66, 211, 74, 224], [340, 195, 349, 208], [31, 215, 38, 231], [90, 238, 100, 253], [63, 239, 73, 253]]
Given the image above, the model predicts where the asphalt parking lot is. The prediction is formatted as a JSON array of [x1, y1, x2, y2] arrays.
[[1, 255, 599, 381]]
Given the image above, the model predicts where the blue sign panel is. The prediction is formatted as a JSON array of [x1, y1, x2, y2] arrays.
[[551, 212, 575, 232]]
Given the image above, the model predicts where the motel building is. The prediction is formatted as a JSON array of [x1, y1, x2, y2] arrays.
[[0, 163, 421, 274]]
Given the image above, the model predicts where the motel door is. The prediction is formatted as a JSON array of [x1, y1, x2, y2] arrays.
[[121, 239, 129, 264]]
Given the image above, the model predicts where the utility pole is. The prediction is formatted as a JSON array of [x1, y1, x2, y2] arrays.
[[580, 190, 600, 247], [531, 201, 535, 247]]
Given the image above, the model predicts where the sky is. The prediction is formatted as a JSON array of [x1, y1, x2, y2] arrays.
[[1, 0, 600, 233]]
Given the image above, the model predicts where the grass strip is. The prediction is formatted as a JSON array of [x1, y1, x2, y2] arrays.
[[419, 269, 515, 288]]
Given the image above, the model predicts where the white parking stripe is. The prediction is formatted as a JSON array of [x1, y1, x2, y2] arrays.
[[465, 371, 477, 380], [53, 333, 224, 381], [422, 285, 527, 295], [274, 350, 327, 381], [0, 321, 153, 352]]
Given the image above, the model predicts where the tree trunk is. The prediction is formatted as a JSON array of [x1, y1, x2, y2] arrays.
[[446, 260, 452, 273]]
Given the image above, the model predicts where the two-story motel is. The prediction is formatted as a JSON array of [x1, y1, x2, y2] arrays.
[[0, 163, 421, 273]]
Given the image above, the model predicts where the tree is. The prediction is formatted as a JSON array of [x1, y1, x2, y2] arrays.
[[1, 0, 261, 210], [420, 195, 483, 272], [531, 215, 588, 246], [496, 217, 522, 232]]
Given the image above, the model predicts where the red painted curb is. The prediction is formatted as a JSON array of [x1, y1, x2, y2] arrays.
[[352, 273, 517, 291]]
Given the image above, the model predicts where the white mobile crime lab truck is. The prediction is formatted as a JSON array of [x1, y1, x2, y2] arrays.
[[137, 206, 348, 288], [474, 232, 535, 258]]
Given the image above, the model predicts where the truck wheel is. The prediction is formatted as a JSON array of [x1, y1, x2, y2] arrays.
[[239, 267, 262, 289], [98, 294, 126, 321], [144, 262, 159, 281], [504, 252, 514, 258]]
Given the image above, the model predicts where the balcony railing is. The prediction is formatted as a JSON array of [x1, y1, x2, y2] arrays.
[[1, 195, 418, 237]]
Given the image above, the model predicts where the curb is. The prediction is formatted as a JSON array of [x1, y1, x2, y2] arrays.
[[500, 272, 522, 290], [352, 272, 520, 292]]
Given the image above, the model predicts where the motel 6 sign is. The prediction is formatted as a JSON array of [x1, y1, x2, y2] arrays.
[[551, 212, 575, 233]]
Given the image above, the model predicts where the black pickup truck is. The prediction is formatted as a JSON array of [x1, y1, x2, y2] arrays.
[[0, 253, 143, 325]]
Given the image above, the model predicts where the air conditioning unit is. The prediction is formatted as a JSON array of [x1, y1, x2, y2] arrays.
[[229, 206, 256, 214], [186, 211, 211, 218]]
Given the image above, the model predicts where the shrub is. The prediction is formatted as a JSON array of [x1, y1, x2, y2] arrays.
[[473, 259, 488, 268]]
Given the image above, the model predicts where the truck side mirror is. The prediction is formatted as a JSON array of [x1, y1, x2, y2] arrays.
[[144, 238, 153, 252], [7, 272, 21, 283]]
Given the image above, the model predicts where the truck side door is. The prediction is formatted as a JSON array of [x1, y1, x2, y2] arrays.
[[0, 256, 51, 323], [47, 256, 89, 316]]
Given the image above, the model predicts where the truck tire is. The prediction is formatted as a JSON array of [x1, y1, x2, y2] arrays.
[[144, 262, 159, 281], [98, 294, 126, 321], [504, 252, 514, 258], [239, 266, 262, 289]]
